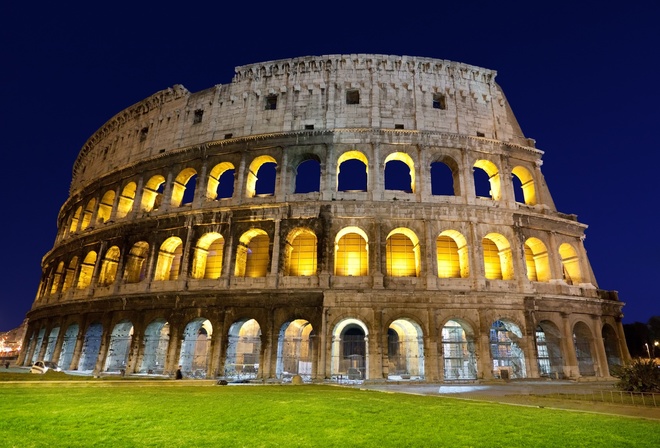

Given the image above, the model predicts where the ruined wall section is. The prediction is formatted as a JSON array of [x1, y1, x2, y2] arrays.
[[71, 55, 529, 194]]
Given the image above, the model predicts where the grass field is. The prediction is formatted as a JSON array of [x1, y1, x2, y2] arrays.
[[1, 381, 659, 447]]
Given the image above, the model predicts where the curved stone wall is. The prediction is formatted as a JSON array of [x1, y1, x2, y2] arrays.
[[21, 55, 628, 382]]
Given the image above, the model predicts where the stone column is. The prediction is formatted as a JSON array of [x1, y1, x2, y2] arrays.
[[591, 316, 610, 377], [560, 314, 579, 378]]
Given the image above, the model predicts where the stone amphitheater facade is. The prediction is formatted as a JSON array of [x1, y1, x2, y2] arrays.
[[19, 54, 629, 382]]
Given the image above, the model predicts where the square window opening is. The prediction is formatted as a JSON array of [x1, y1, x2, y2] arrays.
[[265, 95, 278, 110], [433, 93, 446, 110], [193, 109, 204, 124], [346, 89, 360, 105]]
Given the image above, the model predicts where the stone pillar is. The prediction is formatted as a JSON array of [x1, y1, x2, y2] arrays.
[[591, 316, 610, 377], [560, 314, 579, 378], [93, 316, 114, 374], [165, 322, 182, 375], [210, 314, 226, 378]]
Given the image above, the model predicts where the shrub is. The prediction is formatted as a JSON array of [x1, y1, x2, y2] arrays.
[[615, 358, 660, 392]]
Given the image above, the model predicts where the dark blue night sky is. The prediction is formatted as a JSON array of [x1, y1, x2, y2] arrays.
[[1, 1, 659, 330]]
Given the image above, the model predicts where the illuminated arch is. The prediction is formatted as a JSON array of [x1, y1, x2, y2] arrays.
[[69, 206, 82, 233], [171, 167, 197, 207], [98, 246, 120, 286], [62, 256, 78, 292], [80, 198, 96, 230], [436, 230, 469, 278], [276, 319, 315, 380], [76, 251, 97, 289], [482, 233, 514, 280], [179, 318, 213, 376], [559, 243, 583, 284], [225, 319, 261, 380], [141, 175, 166, 212], [490, 319, 527, 379], [235, 229, 270, 277], [473, 159, 501, 200], [387, 318, 424, 379], [191, 232, 225, 279], [385, 228, 420, 277], [331, 318, 369, 380], [116, 182, 136, 219], [442, 319, 477, 380], [337, 150, 368, 192], [284, 228, 318, 276], [384, 152, 415, 193], [50, 261, 64, 294], [335, 227, 369, 276], [512, 166, 537, 205], [154, 237, 184, 281], [97, 190, 115, 223], [123, 241, 149, 283], [524, 237, 550, 282], [246, 155, 277, 198], [207, 162, 235, 199]]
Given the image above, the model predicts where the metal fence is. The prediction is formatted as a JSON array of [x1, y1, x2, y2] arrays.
[[543, 389, 659, 407]]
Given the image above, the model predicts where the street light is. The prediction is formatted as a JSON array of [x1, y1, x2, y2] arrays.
[[645, 343, 651, 359]]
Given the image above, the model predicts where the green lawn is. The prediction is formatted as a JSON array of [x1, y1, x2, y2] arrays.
[[0, 382, 658, 447]]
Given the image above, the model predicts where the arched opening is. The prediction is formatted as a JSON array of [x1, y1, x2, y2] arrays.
[[442, 320, 477, 380], [384, 152, 414, 193], [116, 182, 136, 219], [80, 198, 96, 230], [140, 319, 170, 374], [512, 166, 537, 205], [387, 318, 424, 380], [76, 251, 97, 289], [207, 162, 235, 200], [57, 324, 79, 370], [224, 319, 261, 381], [331, 319, 368, 381], [234, 230, 270, 277], [430, 157, 458, 196], [171, 168, 197, 207], [284, 229, 317, 276], [559, 243, 583, 285], [69, 206, 82, 233], [50, 261, 64, 294], [43, 327, 60, 362], [275, 319, 315, 381], [104, 320, 134, 372], [573, 321, 596, 377], [29, 328, 46, 364], [386, 228, 420, 277], [178, 319, 212, 378], [246, 155, 277, 198], [154, 237, 183, 281], [98, 246, 120, 286], [337, 150, 368, 192], [123, 241, 149, 283], [473, 159, 501, 200], [490, 320, 526, 379], [191, 233, 224, 279], [482, 233, 514, 280], [97, 190, 115, 223], [334, 227, 369, 276], [294, 157, 321, 193], [78, 322, 103, 371], [524, 238, 551, 282], [536, 321, 564, 378], [436, 230, 469, 278], [62, 256, 78, 292], [141, 175, 166, 212], [602, 324, 622, 373]]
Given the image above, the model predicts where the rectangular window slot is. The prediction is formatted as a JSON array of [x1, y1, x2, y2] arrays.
[[433, 93, 446, 110], [193, 109, 204, 124], [139, 127, 149, 142], [394, 124, 404, 129], [476, 132, 485, 137], [305, 124, 314, 130], [346, 89, 360, 105], [224, 133, 233, 139], [265, 95, 278, 110]]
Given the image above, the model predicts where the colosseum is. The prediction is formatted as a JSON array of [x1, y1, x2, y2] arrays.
[[19, 54, 629, 382]]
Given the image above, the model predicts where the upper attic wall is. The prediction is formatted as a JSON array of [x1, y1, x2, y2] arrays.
[[70, 54, 531, 194]]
